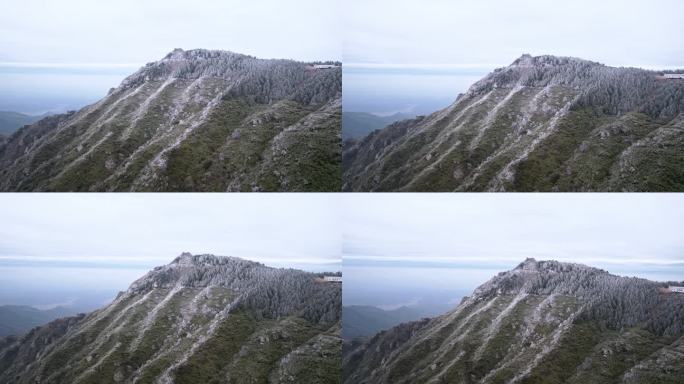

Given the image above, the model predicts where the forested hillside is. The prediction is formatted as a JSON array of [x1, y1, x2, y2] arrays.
[[0, 253, 342, 384], [344, 259, 684, 383], [0, 49, 342, 192], [344, 55, 684, 191]]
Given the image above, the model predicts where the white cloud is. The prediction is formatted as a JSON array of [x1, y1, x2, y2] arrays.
[[0, 0, 341, 64]]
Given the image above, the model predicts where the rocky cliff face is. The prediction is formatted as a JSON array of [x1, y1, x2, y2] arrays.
[[0, 49, 342, 192], [343, 55, 684, 191], [343, 259, 684, 384], [0, 253, 341, 384]]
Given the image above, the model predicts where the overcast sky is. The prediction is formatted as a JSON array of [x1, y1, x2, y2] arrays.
[[0, 0, 340, 113], [343, 194, 684, 277], [0, 0, 340, 64], [0, 194, 341, 271], [342, 193, 683, 307], [1, 194, 682, 309], [0, 194, 341, 308], [342, 0, 683, 115], [344, 0, 683, 69]]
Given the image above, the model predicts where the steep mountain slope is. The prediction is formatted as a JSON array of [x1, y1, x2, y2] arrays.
[[343, 55, 684, 191], [0, 49, 341, 191], [0, 305, 75, 337], [0, 253, 341, 384], [343, 259, 684, 384]]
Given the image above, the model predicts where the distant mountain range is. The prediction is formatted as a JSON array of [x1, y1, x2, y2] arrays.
[[0, 49, 341, 191], [342, 112, 413, 141], [343, 55, 684, 191], [342, 305, 426, 340], [0, 253, 341, 383], [0, 111, 50, 136], [0, 305, 75, 337], [343, 258, 684, 383]]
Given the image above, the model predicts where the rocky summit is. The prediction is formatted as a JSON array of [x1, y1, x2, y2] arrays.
[[0, 49, 342, 192], [343, 258, 684, 384], [0, 253, 341, 383], [343, 55, 684, 191]]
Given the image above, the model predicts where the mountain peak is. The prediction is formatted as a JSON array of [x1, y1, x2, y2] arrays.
[[159, 47, 244, 63], [127, 253, 267, 294], [176, 250, 193, 259], [511, 53, 534, 66], [509, 53, 598, 68], [172, 251, 210, 266], [460, 54, 610, 99], [511, 258, 600, 274], [168, 252, 266, 271], [120, 49, 255, 89], [516, 257, 538, 270], [163, 47, 186, 60], [123, 253, 340, 326], [474, 259, 616, 299]]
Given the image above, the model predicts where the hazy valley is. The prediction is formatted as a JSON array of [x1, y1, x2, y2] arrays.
[[0, 111, 52, 137], [0, 305, 76, 338], [342, 305, 437, 340], [342, 112, 413, 141]]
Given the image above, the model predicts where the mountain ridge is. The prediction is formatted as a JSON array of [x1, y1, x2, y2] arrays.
[[341, 304, 429, 340], [0, 48, 342, 192], [0, 253, 342, 383], [0, 111, 50, 136], [343, 54, 684, 191], [343, 258, 684, 383], [0, 305, 75, 337], [342, 111, 414, 141]]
